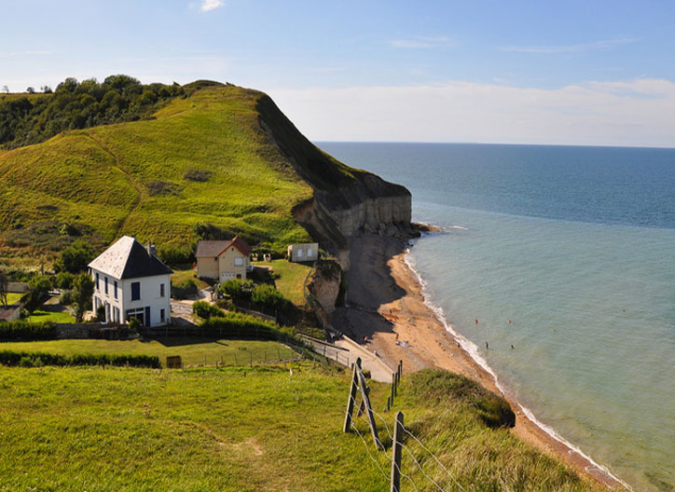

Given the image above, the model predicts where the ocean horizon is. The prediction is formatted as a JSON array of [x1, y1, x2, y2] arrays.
[[318, 141, 675, 492]]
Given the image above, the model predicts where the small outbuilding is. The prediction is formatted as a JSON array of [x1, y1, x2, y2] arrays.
[[89, 236, 173, 327], [195, 236, 252, 282], [287, 243, 319, 263]]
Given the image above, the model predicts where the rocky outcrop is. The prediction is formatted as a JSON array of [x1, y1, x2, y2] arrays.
[[307, 260, 343, 315]]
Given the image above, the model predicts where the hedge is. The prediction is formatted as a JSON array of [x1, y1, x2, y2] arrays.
[[200, 313, 296, 342], [0, 321, 57, 341], [0, 350, 160, 368], [193, 301, 225, 320]]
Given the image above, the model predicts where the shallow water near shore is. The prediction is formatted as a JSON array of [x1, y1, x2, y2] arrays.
[[319, 142, 675, 491]]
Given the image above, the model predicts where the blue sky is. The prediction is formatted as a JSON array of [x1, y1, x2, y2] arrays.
[[2, 0, 675, 147]]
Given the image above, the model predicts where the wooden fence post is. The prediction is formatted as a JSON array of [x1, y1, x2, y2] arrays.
[[343, 357, 361, 433], [357, 365, 382, 450], [390, 411, 404, 492]]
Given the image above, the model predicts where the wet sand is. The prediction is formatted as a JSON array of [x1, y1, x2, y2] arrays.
[[332, 231, 625, 490]]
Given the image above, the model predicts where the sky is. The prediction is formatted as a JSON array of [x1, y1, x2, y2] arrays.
[[1, 0, 675, 147]]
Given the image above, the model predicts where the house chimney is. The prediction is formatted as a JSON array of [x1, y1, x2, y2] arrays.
[[147, 241, 154, 256]]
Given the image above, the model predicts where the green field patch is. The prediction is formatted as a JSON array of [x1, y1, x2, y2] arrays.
[[254, 260, 312, 306], [0, 338, 296, 367], [26, 309, 75, 324], [4, 292, 23, 305]]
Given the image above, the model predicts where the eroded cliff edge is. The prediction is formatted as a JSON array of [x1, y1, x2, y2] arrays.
[[257, 95, 412, 269]]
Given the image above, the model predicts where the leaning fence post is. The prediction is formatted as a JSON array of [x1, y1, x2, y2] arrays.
[[357, 365, 382, 450], [390, 411, 404, 492], [398, 360, 403, 381], [343, 357, 361, 433]]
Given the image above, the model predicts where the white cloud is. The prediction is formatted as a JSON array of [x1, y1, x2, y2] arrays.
[[268, 79, 675, 148], [200, 0, 224, 12], [500, 38, 637, 54], [389, 36, 455, 49]]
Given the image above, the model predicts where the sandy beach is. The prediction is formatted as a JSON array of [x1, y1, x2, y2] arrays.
[[332, 231, 625, 490]]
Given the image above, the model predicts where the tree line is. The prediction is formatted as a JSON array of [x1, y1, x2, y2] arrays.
[[0, 75, 184, 149]]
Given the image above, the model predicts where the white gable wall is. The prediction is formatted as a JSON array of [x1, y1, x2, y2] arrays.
[[92, 268, 171, 327]]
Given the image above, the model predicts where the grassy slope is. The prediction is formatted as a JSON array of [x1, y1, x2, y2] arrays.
[[255, 259, 312, 305], [0, 86, 315, 260], [0, 338, 296, 367], [0, 365, 605, 492]]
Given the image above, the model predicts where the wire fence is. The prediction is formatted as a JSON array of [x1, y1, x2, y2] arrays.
[[345, 363, 469, 492]]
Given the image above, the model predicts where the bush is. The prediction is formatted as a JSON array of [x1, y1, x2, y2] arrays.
[[0, 321, 57, 341], [21, 277, 52, 313], [251, 284, 288, 312], [157, 244, 194, 266], [0, 350, 160, 368], [128, 317, 141, 333], [193, 301, 225, 320], [59, 289, 73, 305], [200, 312, 296, 342], [219, 279, 254, 303], [55, 271, 75, 290], [54, 240, 96, 273], [171, 279, 198, 300]]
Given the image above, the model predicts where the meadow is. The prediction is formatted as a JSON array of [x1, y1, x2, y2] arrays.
[[0, 337, 296, 367], [0, 362, 606, 491]]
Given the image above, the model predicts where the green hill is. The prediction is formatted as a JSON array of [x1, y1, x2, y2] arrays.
[[0, 78, 408, 264]]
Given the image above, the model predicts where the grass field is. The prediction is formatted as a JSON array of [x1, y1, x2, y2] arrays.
[[25, 308, 75, 324], [0, 365, 604, 491], [170, 266, 210, 290], [255, 259, 312, 305], [0, 338, 296, 367], [4, 292, 23, 305]]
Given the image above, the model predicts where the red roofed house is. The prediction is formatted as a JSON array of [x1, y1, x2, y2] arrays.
[[195, 236, 252, 282]]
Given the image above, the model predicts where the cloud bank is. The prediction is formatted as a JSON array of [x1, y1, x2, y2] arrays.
[[269, 79, 675, 148]]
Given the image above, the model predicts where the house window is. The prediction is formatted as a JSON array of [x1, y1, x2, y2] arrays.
[[131, 282, 140, 301], [307, 247, 313, 257], [96, 273, 100, 290], [160, 283, 165, 298], [105, 277, 109, 295], [234, 257, 244, 266], [297, 249, 303, 258], [160, 309, 165, 323], [114, 281, 118, 299]]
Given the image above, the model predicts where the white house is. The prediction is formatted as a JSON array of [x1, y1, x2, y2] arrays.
[[88, 236, 173, 327], [287, 243, 319, 263], [195, 236, 252, 281]]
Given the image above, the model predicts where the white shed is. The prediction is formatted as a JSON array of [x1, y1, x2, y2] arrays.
[[287, 243, 319, 263]]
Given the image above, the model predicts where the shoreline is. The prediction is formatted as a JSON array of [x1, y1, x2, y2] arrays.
[[333, 231, 628, 491]]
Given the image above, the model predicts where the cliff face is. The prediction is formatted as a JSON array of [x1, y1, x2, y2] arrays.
[[257, 95, 412, 268]]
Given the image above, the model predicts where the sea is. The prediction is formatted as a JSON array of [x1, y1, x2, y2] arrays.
[[318, 142, 675, 492]]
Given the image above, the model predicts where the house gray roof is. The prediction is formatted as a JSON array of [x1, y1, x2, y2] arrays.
[[88, 236, 173, 280]]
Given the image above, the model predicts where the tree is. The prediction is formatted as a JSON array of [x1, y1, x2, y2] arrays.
[[41, 85, 53, 94], [1, 85, 8, 94], [72, 273, 95, 323], [55, 240, 96, 273], [0, 270, 7, 306], [26, 87, 35, 94]]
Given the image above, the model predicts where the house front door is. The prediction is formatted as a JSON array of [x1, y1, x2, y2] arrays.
[[145, 306, 151, 327]]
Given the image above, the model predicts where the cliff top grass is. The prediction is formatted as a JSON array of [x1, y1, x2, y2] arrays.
[[0, 363, 606, 492], [0, 78, 373, 266]]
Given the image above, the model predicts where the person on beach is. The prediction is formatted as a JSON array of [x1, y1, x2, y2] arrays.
[[475, 319, 478, 326], [485, 341, 489, 350]]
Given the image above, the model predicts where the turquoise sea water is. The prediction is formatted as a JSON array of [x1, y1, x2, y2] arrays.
[[319, 142, 675, 491]]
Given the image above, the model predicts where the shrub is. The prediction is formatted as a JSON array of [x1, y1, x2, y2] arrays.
[[128, 317, 141, 333], [0, 350, 160, 368], [193, 301, 225, 320], [251, 284, 288, 312], [55, 271, 75, 290], [0, 321, 57, 341], [157, 244, 194, 266], [20, 277, 52, 313], [184, 169, 212, 182], [219, 279, 254, 303], [171, 279, 198, 300], [54, 240, 96, 273], [200, 312, 296, 342], [59, 289, 73, 305]]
